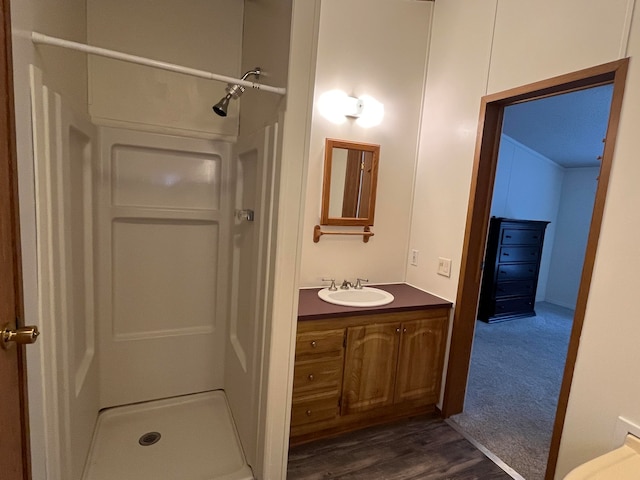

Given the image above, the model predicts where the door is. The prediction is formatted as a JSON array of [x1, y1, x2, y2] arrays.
[[341, 323, 400, 414], [394, 316, 447, 405], [0, 0, 31, 477]]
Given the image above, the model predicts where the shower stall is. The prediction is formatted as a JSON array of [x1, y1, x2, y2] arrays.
[[12, 0, 317, 479]]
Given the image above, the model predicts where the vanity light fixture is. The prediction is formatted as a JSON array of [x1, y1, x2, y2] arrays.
[[318, 89, 384, 127]]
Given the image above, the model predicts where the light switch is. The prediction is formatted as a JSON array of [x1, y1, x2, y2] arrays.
[[437, 257, 452, 277]]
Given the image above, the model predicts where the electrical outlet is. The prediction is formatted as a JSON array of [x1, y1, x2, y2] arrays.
[[437, 257, 452, 277], [411, 249, 419, 266]]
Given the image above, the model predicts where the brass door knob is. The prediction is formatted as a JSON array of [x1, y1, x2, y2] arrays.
[[1, 323, 40, 350]]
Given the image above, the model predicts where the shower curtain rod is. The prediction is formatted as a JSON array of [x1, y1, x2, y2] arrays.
[[31, 32, 287, 96]]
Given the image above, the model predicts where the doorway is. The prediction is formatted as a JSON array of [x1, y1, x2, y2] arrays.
[[450, 83, 614, 480], [441, 59, 629, 479]]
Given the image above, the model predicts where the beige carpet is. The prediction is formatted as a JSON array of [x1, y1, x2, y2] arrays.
[[450, 302, 573, 480]]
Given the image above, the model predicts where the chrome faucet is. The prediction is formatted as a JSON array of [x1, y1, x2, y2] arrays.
[[322, 278, 337, 291], [340, 280, 353, 290], [354, 278, 369, 289]]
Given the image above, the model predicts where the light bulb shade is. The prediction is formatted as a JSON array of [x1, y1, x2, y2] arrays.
[[317, 90, 384, 127], [356, 95, 384, 128], [343, 96, 364, 117], [318, 90, 349, 124]]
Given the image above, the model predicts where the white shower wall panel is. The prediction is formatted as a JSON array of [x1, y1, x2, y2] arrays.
[[87, 0, 243, 138], [97, 127, 231, 408], [30, 66, 100, 479], [112, 146, 221, 210]]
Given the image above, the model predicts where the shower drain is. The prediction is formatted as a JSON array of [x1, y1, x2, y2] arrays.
[[138, 431, 161, 446]]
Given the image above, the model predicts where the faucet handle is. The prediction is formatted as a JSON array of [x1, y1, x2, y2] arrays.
[[322, 278, 337, 291], [354, 278, 369, 289]]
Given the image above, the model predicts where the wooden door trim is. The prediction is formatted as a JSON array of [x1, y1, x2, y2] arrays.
[[440, 58, 629, 480], [1, 0, 32, 477]]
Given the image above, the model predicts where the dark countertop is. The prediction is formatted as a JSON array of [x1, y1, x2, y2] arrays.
[[298, 283, 452, 321]]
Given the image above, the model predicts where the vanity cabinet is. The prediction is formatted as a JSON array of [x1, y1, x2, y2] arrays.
[[290, 302, 450, 445], [341, 316, 447, 415], [341, 323, 400, 414], [291, 328, 345, 427]]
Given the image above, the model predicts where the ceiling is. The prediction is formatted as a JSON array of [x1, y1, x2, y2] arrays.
[[502, 84, 614, 168]]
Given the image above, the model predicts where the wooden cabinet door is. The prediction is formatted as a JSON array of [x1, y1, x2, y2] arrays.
[[341, 323, 400, 415], [394, 317, 447, 405]]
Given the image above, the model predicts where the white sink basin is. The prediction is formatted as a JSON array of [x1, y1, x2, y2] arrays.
[[318, 286, 394, 307]]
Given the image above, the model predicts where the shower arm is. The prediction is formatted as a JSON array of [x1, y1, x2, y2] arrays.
[[31, 32, 287, 96]]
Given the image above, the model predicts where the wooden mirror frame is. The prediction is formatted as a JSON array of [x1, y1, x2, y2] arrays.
[[320, 138, 380, 226]]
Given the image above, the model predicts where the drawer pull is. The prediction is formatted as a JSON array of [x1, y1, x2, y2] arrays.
[[503, 252, 509, 256], [310, 341, 317, 348], [306, 410, 312, 416], [308, 374, 314, 381]]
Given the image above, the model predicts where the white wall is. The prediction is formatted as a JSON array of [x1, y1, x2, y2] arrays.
[[11, 1, 92, 479], [491, 135, 564, 301], [558, 6, 640, 475], [87, 0, 243, 139], [406, 1, 497, 301], [260, 1, 320, 477], [545, 167, 599, 309], [225, 1, 294, 474], [407, 0, 640, 477], [298, 0, 432, 287], [239, 0, 291, 137]]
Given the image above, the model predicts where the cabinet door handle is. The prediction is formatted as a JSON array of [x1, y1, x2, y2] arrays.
[[403, 328, 407, 333], [310, 341, 317, 348], [306, 410, 312, 416], [396, 327, 400, 333], [308, 374, 314, 381]]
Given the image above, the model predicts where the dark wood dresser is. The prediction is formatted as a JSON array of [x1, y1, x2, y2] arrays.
[[478, 217, 549, 323]]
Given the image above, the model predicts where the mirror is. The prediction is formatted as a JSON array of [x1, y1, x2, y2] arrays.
[[320, 138, 380, 226]]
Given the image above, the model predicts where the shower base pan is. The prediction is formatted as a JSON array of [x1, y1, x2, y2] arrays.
[[83, 390, 253, 480]]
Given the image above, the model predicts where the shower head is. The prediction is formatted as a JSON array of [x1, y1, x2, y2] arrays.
[[213, 93, 233, 117], [212, 67, 262, 117]]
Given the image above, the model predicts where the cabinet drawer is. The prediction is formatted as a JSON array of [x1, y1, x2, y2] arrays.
[[499, 246, 540, 263], [293, 358, 343, 396], [291, 394, 339, 426], [501, 228, 543, 245], [494, 297, 535, 316], [495, 280, 536, 298], [296, 328, 344, 358], [496, 263, 537, 281]]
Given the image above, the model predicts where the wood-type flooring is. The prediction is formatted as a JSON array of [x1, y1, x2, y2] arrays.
[[287, 415, 513, 479]]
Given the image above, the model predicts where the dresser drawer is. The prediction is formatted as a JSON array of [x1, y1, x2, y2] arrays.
[[296, 328, 344, 358], [496, 263, 537, 281], [495, 280, 536, 298], [291, 394, 339, 426], [501, 228, 544, 246], [499, 246, 540, 264], [293, 358, 343, 396], [494, 297, 535, 316]]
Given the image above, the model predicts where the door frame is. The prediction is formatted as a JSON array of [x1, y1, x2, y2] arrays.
[[440, 58, 629, 479], [0, 0, 32, 477]]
